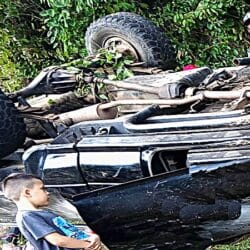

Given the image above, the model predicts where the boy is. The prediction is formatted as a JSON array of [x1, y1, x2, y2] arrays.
[[1, 173, 103, 250]]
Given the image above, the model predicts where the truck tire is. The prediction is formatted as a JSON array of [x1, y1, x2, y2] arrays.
[[0, 89, 26, 158], [85, 12, 176, 69]]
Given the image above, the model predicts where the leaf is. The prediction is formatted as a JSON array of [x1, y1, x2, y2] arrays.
[[108, 74, 117, 80], [98, 93, 109, 100]]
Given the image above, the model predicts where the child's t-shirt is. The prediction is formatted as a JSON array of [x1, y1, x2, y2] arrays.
[[16, 210, 85, 250]]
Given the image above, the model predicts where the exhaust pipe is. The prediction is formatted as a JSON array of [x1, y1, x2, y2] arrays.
[[57, 104, 118, 125], [233, 57, 250, 66]]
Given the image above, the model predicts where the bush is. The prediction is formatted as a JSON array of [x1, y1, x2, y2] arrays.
[[0, 0, 248, 91], [39, 0, 139, 60], [143, 0, 247, 68], [0, 0, 55, 92]]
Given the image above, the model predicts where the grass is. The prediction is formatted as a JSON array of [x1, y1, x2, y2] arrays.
[[212, 236, 250, 250]]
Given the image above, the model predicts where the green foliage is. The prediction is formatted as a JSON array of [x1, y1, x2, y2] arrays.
[[39, 0, 138, 60], [212, 237, 250, 249], [90, 49, 134, 80], [0, 0, 249, 92], [146, 0, 246, 68], [0, 29, 21, 92], [62, 48, 134, 80], [62, 48, 134, 101], [0, 0, 56, 92]]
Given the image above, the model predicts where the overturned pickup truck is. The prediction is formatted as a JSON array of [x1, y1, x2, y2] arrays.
[[19, 66, 250, 249], [2, 67, 250, 249], [2, 12, 250, 250]]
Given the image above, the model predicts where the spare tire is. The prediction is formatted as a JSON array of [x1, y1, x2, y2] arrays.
[[0, 89, 26, 158], [85, 12, 176, 69]]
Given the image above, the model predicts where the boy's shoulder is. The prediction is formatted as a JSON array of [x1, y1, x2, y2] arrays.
[[17, 209, 55, 215], [17, 209, 57, 221]]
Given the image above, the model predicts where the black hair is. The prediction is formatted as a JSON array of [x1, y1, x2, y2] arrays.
[[2, 173, 43, 201]]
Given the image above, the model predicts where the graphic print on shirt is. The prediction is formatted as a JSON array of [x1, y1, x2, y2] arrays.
[[52, 216, 90, 239]]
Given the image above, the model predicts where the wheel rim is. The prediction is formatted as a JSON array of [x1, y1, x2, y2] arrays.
[[103, 37, 139, 61]]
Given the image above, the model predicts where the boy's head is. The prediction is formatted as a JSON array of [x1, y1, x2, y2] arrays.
[[2, 173, 49, 207]]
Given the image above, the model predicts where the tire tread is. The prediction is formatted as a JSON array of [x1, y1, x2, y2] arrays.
[[86, 12, 176, 69]]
